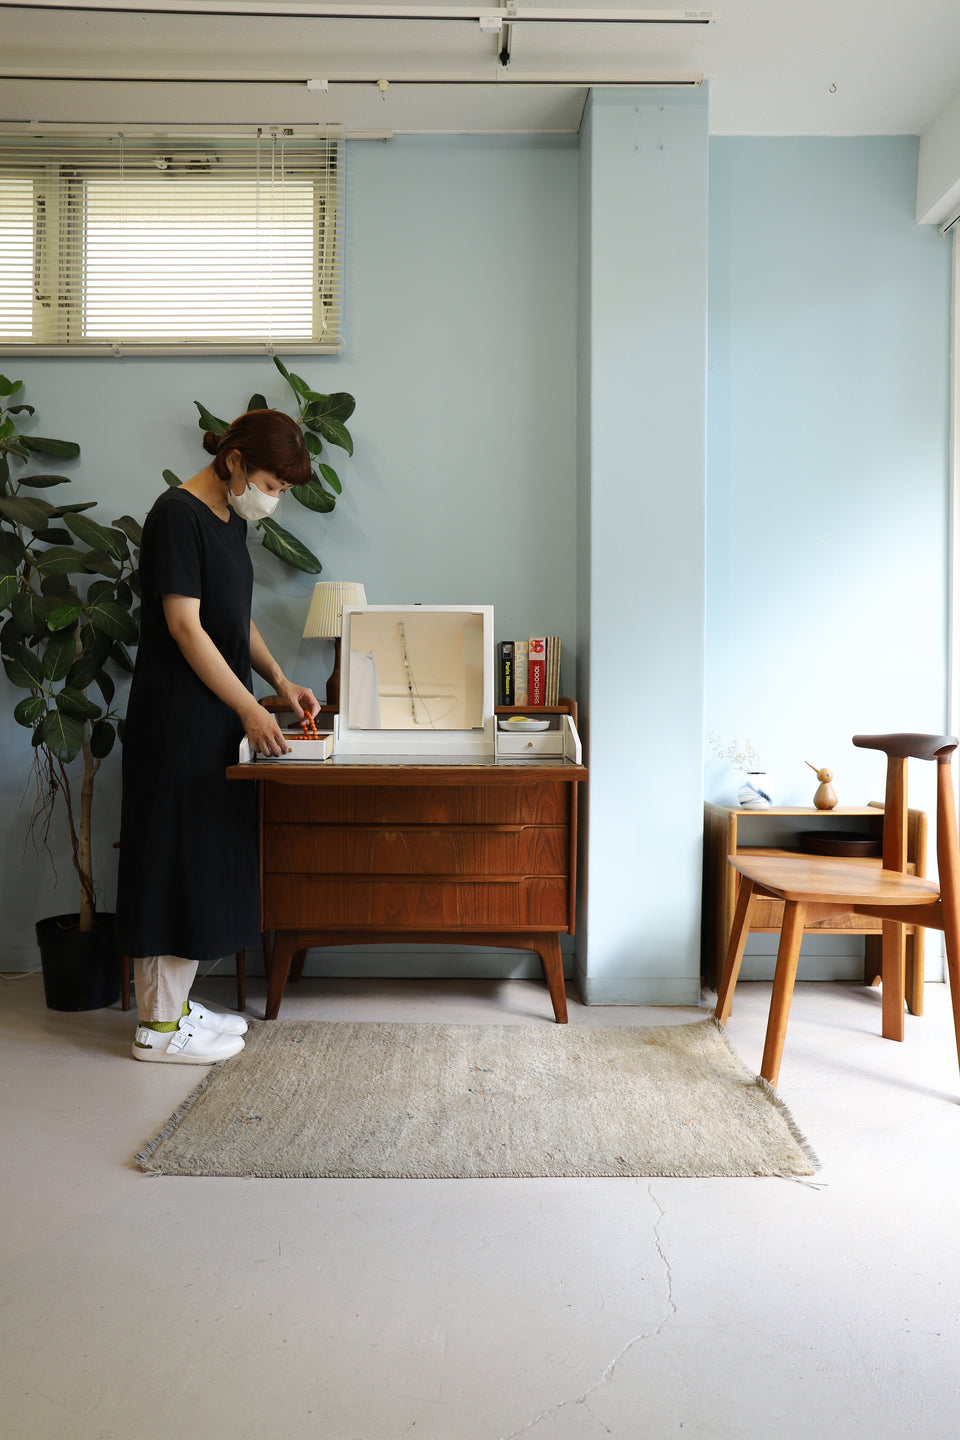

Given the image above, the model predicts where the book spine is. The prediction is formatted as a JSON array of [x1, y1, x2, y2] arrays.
[[528, 637, 546, 707], [514, 641, 529, 706], [498, 640, 515, 706], [546, 636, 560, 706]]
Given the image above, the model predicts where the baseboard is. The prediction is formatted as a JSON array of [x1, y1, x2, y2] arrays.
[[574, 959, 703, 1007]]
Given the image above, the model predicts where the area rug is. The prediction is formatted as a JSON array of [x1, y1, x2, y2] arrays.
[[135, 1018, 819, 1179]]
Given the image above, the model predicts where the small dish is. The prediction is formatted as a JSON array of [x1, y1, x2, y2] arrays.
[[498, 717, 551, 732]]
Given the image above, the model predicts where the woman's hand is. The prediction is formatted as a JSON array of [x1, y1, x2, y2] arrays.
[[276, 678, 320, 728], [240, 700, 290, 757]]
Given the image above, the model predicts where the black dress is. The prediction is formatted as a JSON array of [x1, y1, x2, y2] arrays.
[[117, 488, 260, 960]]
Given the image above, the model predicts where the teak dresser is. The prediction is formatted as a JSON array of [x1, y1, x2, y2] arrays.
[[227, 700, 588, 1021]]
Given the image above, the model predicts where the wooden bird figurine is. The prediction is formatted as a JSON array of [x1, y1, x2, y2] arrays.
[[806, 762, 838, 810]]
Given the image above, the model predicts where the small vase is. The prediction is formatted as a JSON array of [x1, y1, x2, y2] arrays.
[[738, 772, 774, 810]]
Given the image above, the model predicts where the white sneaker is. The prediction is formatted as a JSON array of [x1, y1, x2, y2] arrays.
[[132, 1017, 245, 1064], [187, 1000, 248, 1036]]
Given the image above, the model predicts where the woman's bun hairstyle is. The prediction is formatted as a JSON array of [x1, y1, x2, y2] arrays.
[[205, 409, 311, 486]]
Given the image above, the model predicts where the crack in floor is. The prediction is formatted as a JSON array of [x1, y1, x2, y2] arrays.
[[496, 1184, 677, 1440]]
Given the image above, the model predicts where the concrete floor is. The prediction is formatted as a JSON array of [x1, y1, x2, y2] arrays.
[[3, 971, 960, 1440]]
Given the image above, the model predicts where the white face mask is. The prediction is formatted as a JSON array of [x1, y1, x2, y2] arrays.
[[227, 470, 280, 523]]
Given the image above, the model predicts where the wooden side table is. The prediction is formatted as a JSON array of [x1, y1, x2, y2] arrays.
[[702, 803, 927, 1012]]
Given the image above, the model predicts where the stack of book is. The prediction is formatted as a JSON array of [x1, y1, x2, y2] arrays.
[[498, 637, 561, 707]]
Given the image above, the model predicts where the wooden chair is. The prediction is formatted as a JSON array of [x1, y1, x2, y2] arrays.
[[715, 733, 960, 1089]]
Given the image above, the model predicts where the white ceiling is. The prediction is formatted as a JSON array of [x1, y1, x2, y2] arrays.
[[2, 0, 960, 136]]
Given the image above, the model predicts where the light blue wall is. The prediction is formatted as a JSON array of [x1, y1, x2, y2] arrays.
[[0, 135, 579, 971], [576, 89, 709, 1006], [706, 136, 952, 979]]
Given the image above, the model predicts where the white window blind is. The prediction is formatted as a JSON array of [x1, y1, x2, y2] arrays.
[[0, 130, 344, 355]]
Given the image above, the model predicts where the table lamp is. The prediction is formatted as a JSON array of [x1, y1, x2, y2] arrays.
[[302, 580, 367, 707]]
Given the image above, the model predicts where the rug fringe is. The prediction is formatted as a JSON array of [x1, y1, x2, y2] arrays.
[[134, 1061, 227, 1175], [710, 1014, 822, 1174]]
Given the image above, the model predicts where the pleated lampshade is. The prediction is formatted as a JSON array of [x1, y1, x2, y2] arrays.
[[302, 581, 367, 639]]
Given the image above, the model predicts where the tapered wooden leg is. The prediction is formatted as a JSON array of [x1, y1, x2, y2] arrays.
[[265, 932, 301, 1019], [905, 930, 924, 1016], [940, 908, 960, 1084], [290, 947, 308, 983], [760, 901, 807, 1088], [715, 877, 757, 1025], [534, 934, 568, 1024], [235, 948, 246, 1013], [881, 920, 906, 1042], [864, 935, 881, 987]]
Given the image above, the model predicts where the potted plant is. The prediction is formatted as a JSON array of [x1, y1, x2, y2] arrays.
[[0, 375, 141, 1009]]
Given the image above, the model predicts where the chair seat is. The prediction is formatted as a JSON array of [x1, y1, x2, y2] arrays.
[[731, 855, 941, 907]]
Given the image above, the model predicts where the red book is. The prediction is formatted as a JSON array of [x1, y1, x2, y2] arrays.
[[527, 636, 546, 707]]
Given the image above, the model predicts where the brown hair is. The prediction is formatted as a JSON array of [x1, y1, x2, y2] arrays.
[[202, 409, 311, 486]]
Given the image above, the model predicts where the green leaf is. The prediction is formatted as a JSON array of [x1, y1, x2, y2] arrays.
[[46, 501, 97, 518], [0, 573, 16, 610], [31, 527, 73, 546], [110, 641, 136, 673], [56, 686, 102, 721], [86, 580, 117, 605], [112, 514, 143, 547], [43, 628, 78, 681], [257, 516, 322, 574], [290, 475, 336, 514], [86, 597, 138, 644], [89, 719, 116, 759], [285, 370, 313, 402], [2, 641, 43, 688], [5, 404, 34, 416], [34, 545, 92, 577], [47, 602, 82, 632], [0, 495, 56, 531], [79, 623, 113, 666], [316, 416, 353, 456], [94, 669, 115, 707], [273, 355, 291, 381], [1, 614, 27, 651], [303, 431, 323, 457], [305, 391, 356, 426], [14, 693, 47, 727], [162, 470, 182, 489], [82, 551, 121, 580], [40, 573, 72, 600], [64, 512, 129, 560], [0, 529, 24, 571], [21, 436, 80, 460], [65, 651, 102, 691], [318, 463, 342, 496], [16, 473, 71, 488], [38, 708, 84, 763], [194, 402, 228, 434], [12, 590, 51, 638], [0, 376, 23, 397], [247, 393, 268, 412]]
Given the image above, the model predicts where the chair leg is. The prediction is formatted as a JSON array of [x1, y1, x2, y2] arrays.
[[881, 920, 906, 1042], [760, 901, 807, 1089], [905, 929, 924, 1016], [940, 906, 960, 1084], [715, 878, 756, 1025]]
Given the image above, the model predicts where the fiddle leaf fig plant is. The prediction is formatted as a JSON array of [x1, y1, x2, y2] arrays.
[[163, 356, 355, 574], [0, 375, 141, 932]]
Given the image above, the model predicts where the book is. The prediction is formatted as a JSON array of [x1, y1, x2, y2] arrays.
[[514, 641, 529, 706], [528, 637, 546, 707], [497, 640, 515, 706], [545, 635, 560, 706]]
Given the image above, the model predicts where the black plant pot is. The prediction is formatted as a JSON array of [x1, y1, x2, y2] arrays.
[[36, 913, 121, 1012]]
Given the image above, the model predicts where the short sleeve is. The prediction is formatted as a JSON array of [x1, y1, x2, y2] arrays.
[[143, 493, 203, 600]]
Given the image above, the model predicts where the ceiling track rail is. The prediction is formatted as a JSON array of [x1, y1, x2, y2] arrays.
[[0, 70, 705, 85], [0, 1, 718, 19]]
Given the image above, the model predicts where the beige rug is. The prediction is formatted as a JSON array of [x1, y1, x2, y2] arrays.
[[135, 1018, 819, 1179]]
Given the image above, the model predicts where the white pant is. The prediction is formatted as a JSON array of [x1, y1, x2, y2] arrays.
[[134, 955, 199, 1023]]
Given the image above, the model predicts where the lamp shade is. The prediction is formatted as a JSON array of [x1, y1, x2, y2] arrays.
[[302, 581, 367, 639]]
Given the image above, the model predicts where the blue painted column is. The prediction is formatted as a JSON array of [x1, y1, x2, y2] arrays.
[[576, 88, 709, 1004]]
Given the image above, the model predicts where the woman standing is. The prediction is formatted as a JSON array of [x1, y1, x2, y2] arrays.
[[118, 410, 320, 1063]]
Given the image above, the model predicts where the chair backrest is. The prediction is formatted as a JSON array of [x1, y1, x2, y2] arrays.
[[852, 734, 960, 924]]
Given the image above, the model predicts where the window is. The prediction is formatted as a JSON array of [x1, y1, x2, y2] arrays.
[[0, 129, 344, 355]]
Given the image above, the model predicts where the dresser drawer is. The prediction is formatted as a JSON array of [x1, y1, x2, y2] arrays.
[[263, 875, 570, 930], [264, 823, 568, 877], [263, 783, 570, 827]]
